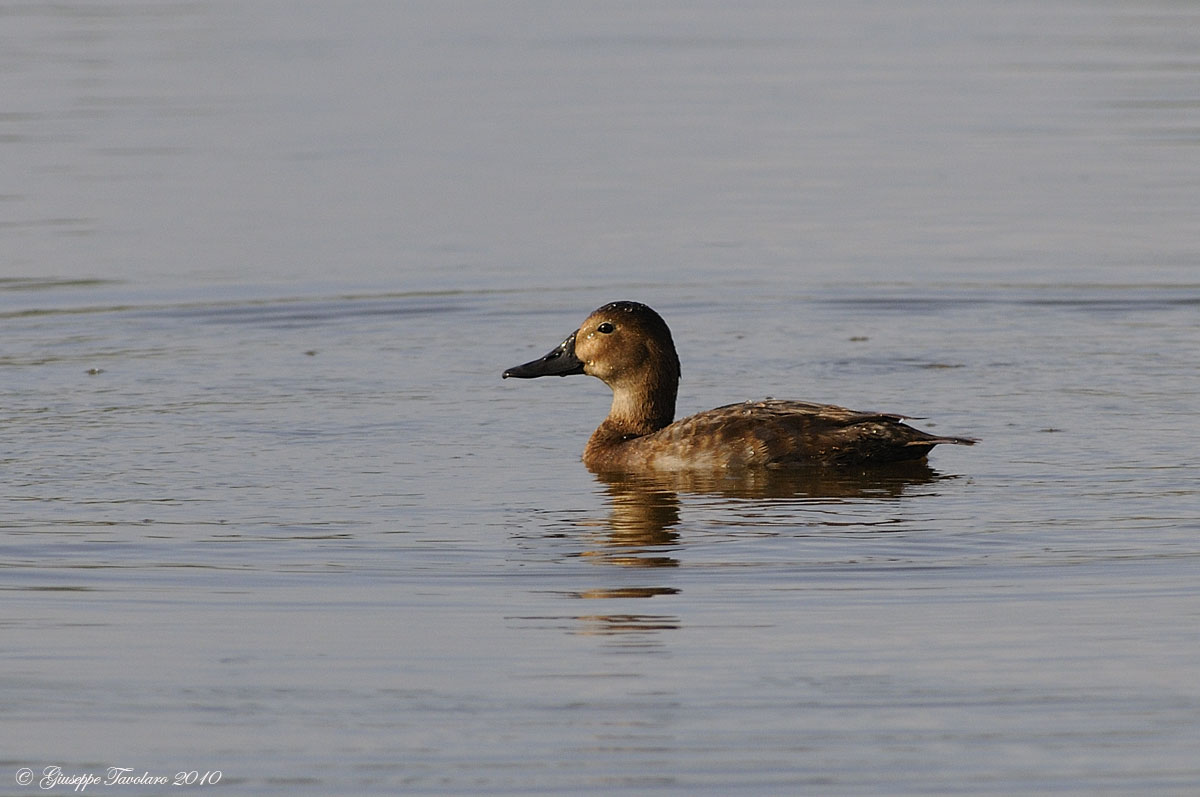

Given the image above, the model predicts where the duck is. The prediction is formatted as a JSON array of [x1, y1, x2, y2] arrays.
[[502, 301, 975, 471]]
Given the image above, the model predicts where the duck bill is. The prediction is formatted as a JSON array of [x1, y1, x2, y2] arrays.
[[502, 332, 585, 378]]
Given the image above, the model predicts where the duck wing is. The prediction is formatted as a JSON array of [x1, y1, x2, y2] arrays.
[[642, 399, 975, 468]]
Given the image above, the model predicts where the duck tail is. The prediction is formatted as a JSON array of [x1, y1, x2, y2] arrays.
[[911, 435, 977, 447]]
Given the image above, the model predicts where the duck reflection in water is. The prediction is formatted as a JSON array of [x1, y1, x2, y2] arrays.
[[595, 460, 950, 547], [586, 460, 950, 569], [559, 463, 951, 641]]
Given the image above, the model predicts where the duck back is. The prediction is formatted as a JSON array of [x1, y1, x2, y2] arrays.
[[585, 400, 975, 471]]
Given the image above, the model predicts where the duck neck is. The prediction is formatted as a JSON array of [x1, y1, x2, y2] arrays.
[[584, 332, 681, 466], [597, 372, 678, 440]]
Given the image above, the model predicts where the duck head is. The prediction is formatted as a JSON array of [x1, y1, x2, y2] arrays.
[[503, 301, 681, 433]]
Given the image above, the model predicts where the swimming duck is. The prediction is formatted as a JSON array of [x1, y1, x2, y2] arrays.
[[503, 301, 975, 471]]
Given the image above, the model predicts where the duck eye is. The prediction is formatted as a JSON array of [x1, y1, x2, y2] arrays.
[[596, 322, 615, 334]]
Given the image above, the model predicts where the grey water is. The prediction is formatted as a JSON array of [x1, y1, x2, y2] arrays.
[[2, 1, 1199, 794]]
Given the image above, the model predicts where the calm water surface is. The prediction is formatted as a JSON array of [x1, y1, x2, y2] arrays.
[[2, 1, 1199, 794]]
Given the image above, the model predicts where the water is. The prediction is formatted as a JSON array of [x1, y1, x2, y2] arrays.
[[2, 1, 1199, 794]]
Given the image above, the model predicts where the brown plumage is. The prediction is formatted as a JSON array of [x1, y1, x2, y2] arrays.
[[503, 301, 975, 471]]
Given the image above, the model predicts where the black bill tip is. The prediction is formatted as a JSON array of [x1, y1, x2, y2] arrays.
[[502, 332, 585, 379]]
